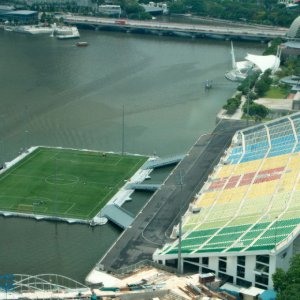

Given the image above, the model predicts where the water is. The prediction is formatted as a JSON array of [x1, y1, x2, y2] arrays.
[[0, 28, 264, 282]]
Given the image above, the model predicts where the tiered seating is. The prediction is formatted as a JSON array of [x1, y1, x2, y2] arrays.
[[290, 114, 300, 152], [267, 119, 295, 158], [158, 113, 300, 258]]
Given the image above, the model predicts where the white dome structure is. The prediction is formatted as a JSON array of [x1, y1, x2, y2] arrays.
[[287, 16, 300, 39]]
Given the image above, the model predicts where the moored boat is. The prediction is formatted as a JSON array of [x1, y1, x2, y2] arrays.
[[55, 26, 80, 39]]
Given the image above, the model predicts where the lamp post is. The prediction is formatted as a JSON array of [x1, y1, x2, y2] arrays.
[[177, 170, 183, 274], [121, 104, 125, 155]]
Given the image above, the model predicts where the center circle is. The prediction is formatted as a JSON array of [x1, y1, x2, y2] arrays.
[[45, 174, 79, 185]]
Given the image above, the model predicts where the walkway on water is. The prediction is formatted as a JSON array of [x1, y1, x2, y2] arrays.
[[97, 119, 252, 272], [64, 16, 287, 41], [142, 155, 185, 170], [101, 205, 134, 229]]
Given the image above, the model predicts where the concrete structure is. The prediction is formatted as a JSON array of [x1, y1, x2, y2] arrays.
[[287, 15, 300, 39], [98, 5, 121, 16], [95, 120, 250, 273], [0, 10, 38, 24], [63, 16, 288, 41], [101, 204, 134, 229], [254, 98, 294, 117], [142, 155, 185, 169], [278, 0, 300, 7], [154, 113, 300, 290]]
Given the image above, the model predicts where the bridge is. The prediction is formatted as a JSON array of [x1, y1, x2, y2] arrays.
[[126, 183, 161, 191], [64, 16, 288, 41], [142, 155, 185, 169], [101, 204, 134, 229]]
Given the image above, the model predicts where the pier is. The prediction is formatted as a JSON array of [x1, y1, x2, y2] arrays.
[[64, 16, 288, 41], [101, 204, 134, 229], [126, 183, 161, 192], [142, 155, 185, 170]]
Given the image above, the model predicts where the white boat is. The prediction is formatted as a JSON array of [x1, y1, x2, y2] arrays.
[[4, 25, 27, 33], [54, 26, 80, 39], [21, 25, 54, 35]]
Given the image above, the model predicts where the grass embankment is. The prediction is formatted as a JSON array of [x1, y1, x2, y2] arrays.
[[265, 86, 289, 99]]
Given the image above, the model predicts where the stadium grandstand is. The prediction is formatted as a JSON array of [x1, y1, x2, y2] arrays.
[[153, 112, 300, 290]]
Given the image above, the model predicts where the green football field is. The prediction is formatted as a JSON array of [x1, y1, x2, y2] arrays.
[[0, 147, 147, 220]]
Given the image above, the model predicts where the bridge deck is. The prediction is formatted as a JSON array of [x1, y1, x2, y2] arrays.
[[101, 205, 133, 229], [126, 183, 160, 191], [64, 16, 288, 41], [142, 155, 185, 170]]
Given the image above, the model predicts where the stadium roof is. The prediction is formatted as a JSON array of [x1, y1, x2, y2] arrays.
[[287, 15, 300, 39], [245, 54, 280, 73], [157, 112, 300, 257], [5, 10, 37, 15], [282, 41, 300, 49]]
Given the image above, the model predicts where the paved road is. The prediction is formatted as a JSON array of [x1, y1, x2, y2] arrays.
[[99, 119, 251, 271], [65, 16, 288, 40]]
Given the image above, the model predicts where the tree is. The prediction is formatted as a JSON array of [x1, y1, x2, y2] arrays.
[[273, 268, 287, 293], [273, 254, 300, 300], [243, 102, 269, 119]]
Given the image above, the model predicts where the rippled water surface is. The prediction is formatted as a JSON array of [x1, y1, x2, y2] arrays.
[[0, 29, 264, 281]]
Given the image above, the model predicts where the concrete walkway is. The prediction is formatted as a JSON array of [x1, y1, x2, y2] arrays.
[[217, 96, 246, 121], [96, 119, 250, 272]]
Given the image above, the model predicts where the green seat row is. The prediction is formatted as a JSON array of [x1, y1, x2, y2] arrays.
[[209, 232, 242, 244], [218, 224, 251, 235], [262, 226, 296, 237], [187, 228, 218, 239], [270, 218, 300, 228]]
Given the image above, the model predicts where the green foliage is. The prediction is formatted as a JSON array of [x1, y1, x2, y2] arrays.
[[223, 95, 241, 115], [255, 70, 273, 97], [243, 102, 269, 119], [273, 254, 300, 300], [263, 38, 283, 56], [277, 56, 300, 78], [265, 85, 289, 99], [121, 0, 151, 19], [168, 0, 299, 27], [237, 72, 260, 95]]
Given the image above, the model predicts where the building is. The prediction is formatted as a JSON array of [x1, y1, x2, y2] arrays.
[[98, 5, 121, 16], [153, 112, 300, 290], [0, 10, 38, 24], [278, 0, 299, 7], [287, 15, 300, 40]]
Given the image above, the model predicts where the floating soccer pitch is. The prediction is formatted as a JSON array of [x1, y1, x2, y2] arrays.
[[0, 147, 148, 222]]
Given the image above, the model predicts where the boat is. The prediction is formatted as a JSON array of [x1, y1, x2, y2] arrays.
[[204, 80, 213, 89], [76, 42, 89, 47], [3, 25, 27, 33], [21, 25, 54, 35], [54, 26, 80, 40]]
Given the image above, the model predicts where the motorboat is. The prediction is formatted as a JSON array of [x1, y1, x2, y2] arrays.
[[76, 42, 89, 47]]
